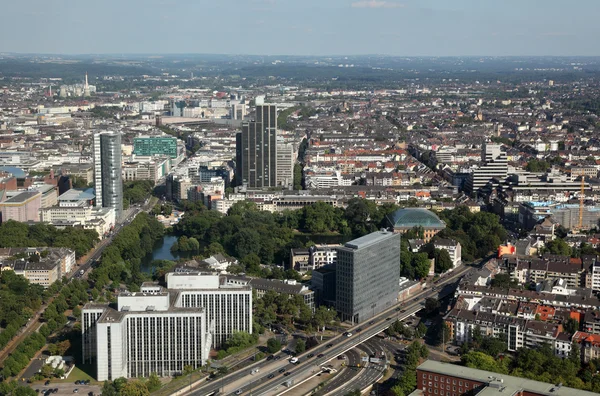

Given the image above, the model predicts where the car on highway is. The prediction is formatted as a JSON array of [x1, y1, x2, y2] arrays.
[[289, 357, 298, 364], [307, 353, 314, 358], [278, 368, 286, 373], [235, 390, 242, 395], [326, 343, 333, 348], [268, 374, 275, 379], [317, 353, 324, 358], [356, 327, 362, 332], [274, 355, 281, 360], [368, 320, 375, 325], [284, 372, 291, 376], [400, 309, 406, 313], [267, 355, 274, 361], [73, 390, 78, 394], [386, 317, 391, 320], [395, 307, 401, 311], [345, 332, 352, 337]]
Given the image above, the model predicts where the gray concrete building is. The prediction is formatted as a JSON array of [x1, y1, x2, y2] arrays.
[[335, 230, 401, 323]]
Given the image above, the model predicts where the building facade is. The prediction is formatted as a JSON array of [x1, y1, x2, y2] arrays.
[[133, 136, 179, 159], [82, 287, 211, 381], [94, 132, 123, 219], [336, 231, 401, 323], [238, 105, 278, 188]]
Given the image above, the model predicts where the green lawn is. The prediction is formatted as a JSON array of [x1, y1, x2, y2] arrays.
[[54, 366, 97, 384]]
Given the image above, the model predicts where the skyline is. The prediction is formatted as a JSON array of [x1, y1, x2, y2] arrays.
[[1, 0, 599, 57]]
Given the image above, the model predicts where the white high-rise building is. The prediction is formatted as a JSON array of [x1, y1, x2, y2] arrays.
[[82, 272, 252, 380], [166, 271, 253, 348], [82, 286, 211, 381], [276, 142, 295, 188]]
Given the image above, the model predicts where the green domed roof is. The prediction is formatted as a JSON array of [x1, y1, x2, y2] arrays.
[[389, 208, 446, 230]]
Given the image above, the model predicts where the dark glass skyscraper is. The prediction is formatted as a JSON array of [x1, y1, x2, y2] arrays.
[[237, 104, 277, 188], [94, 131, 123, 219]]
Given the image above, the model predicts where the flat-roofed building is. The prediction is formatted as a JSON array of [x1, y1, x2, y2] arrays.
[[0, 191, 41, 222], [336, 230, 400, 323]]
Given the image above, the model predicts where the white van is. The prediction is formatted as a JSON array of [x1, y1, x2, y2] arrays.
[[290, 357, 298, 364]]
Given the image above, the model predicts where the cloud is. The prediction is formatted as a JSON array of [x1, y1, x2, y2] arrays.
[[351, 1, 404, 9]]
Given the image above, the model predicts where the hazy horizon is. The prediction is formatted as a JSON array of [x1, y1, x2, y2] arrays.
[[2, 0, 599, 57]]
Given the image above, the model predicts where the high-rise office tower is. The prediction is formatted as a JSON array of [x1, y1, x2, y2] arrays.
[[276, 142, 294, 188], [336, 230, 401, 324], [94, 131, 123, 219], [237, 104, 278, 188], [83, 72, 90, 97]]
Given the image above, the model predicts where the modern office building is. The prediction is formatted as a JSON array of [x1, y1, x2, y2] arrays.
[[133, 136, 179, 159], [335, 230, 401, 323], [82, 285, 211, 381], [276, 142, 294, 188], [93, 132, 123, 219], [165, 271, 253, 348], [0, 191, 41, 222], [237, 105, 278, 188], [465, 143, 508, 194]]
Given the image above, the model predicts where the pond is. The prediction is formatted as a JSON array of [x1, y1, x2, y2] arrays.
[[140, 235, 188, 273]]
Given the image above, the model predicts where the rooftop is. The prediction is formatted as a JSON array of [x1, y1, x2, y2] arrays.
[[417, 360, 598, 396], [343, 230, 398, 250], [389, 208, 446, 230], [3, 191, 41, 204]]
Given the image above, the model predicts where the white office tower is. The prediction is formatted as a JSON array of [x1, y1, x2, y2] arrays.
[[83, 73, 91, 97], [465, 143, 508, 194], [93, 131, 123, 219], [166, 271, 253, 348], [276, 142, 295, 188], [82, 286, 211, 381]]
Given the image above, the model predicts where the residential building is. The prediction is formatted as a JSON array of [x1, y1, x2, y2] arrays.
[[573, 331, 600, 363], [389, 208, 446, 242], [309, 245, 338, 269], [94, 131, 123, 219], [290, 248, 310, 272], [416, 359, 597, 396], [336, 230, 401, 323], [0, 247, 75, 287], [0, 191, 41, 222], [434, 238, 462, 269]]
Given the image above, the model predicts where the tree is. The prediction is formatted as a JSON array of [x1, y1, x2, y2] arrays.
[[544, 238, 572, 256], [72, 306, 81, 318], [434, 249, 453, 273], [412, 253, 432, 279], [120, 380, 150, 396], [569, 341, 581, 368], [425, 298, 440, 315], [57, 340, 71, 356], [416, 323, 427, 338], [267, 338, 282, 354], [490, 273, 518, 289], [146, 373, 162, 392], [40, 364, 54, 378], [563, 318, 579, 335], [295, 338, 306, 354]]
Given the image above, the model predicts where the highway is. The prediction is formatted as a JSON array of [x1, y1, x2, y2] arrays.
[[187, 263, 474, 396]]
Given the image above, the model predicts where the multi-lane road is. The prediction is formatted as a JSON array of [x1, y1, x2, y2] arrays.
[[186, 263, 475, 396]]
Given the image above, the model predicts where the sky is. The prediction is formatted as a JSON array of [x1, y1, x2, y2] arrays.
[[1, 0, 599, 56]]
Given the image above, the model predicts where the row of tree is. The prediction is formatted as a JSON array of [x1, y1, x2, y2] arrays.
[[174, 199, 401, 266], [437, 206, 508, 261], [123, 180, 154, 209], [0, 270, 47, 351], [461, 334, 600, 392], [0, 220, 99, 258], [88, 212, 164, 291], [390, 341, 429, 396]]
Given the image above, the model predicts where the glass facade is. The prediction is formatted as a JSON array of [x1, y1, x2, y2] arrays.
[[133, 137, 178, 159], [239, 105, 277, 188], [336, 231, 401, 323]]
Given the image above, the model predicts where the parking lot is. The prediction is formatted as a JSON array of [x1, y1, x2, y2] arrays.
[[30, 382, 102, 396]]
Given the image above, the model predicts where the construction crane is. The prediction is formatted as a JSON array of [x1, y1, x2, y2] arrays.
[[578, 170, 585, 230]]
